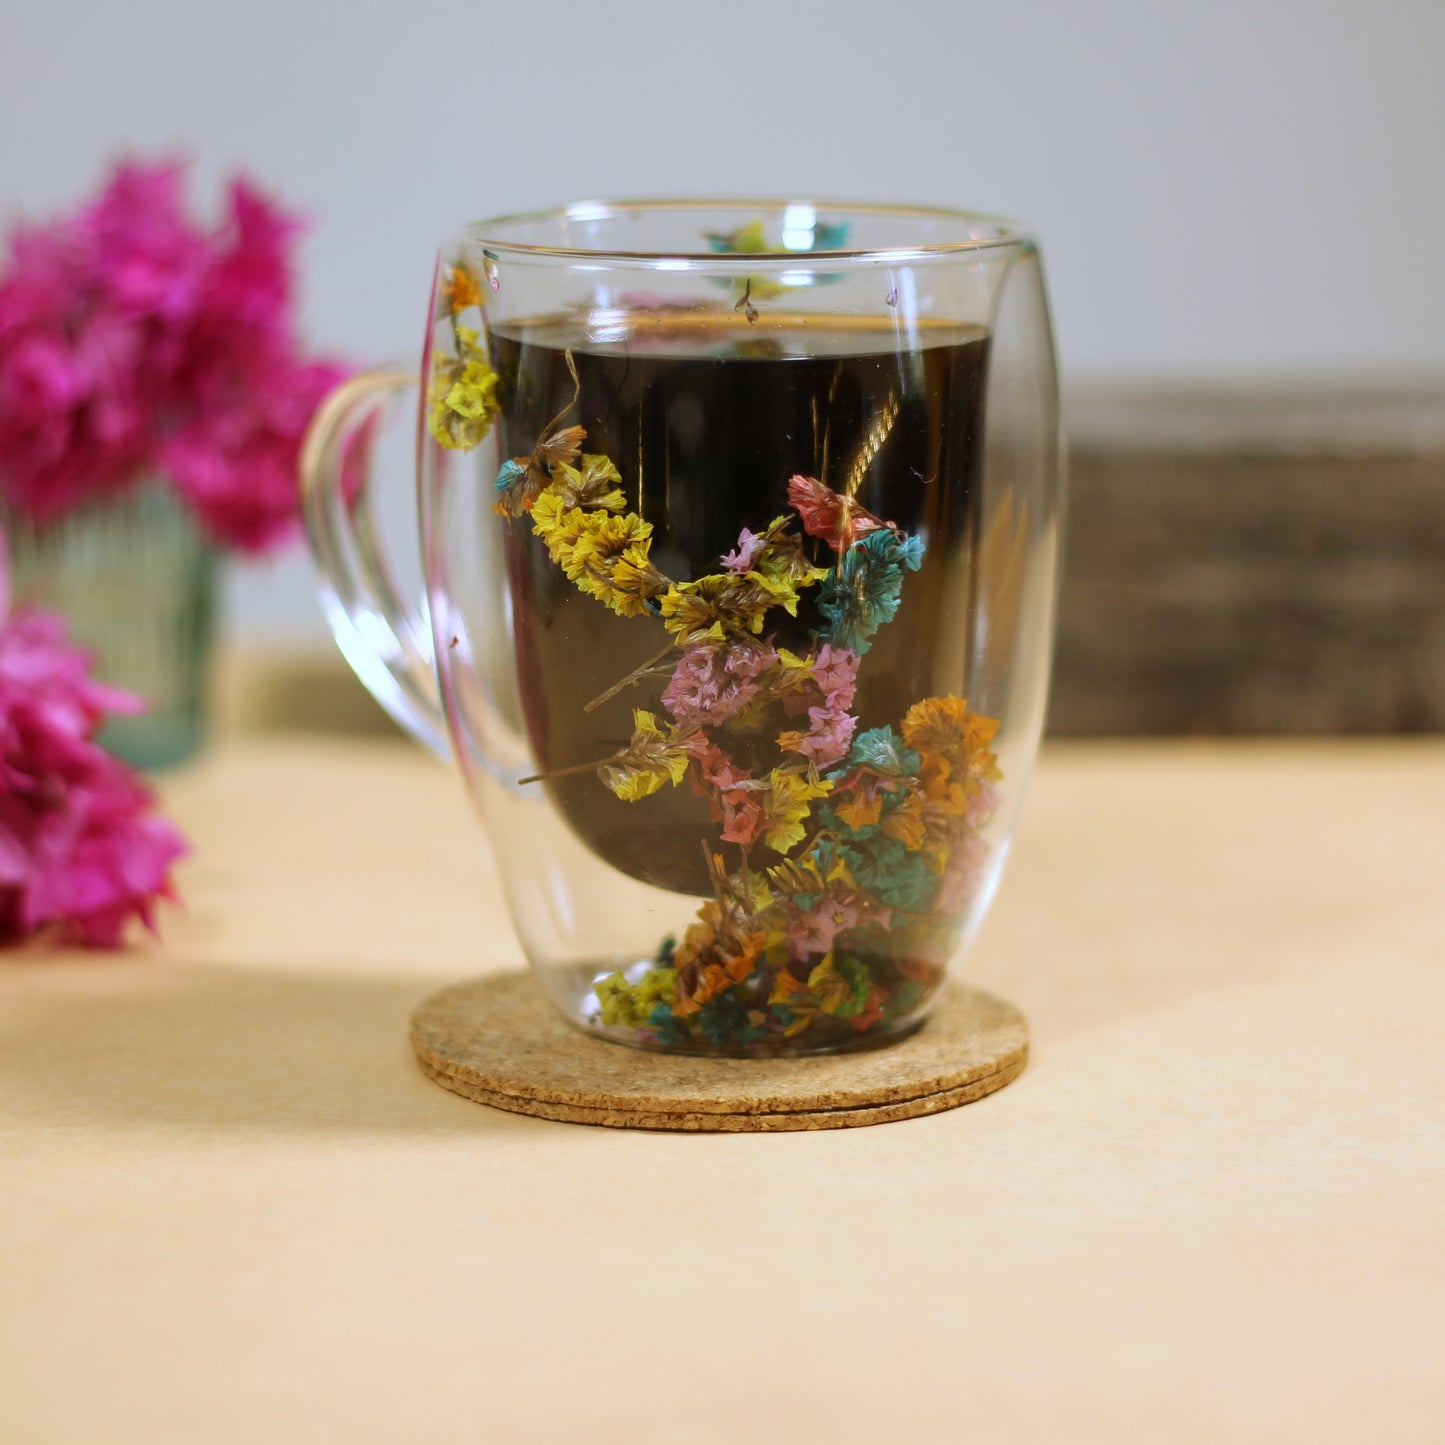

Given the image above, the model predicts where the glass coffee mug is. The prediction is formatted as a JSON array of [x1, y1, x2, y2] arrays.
[[301, 200, 1062, 1057]]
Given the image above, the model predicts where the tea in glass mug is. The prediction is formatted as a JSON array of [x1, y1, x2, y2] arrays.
[[301, 200, 1062, 1057]]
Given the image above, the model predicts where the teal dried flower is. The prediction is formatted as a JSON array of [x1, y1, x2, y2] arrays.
[[817, 528, 924, 654], [847, 725, 921, 778], [647, 1002, 685, 1047], [696, 991, 765, 1047], [850, 835, 938, 913]]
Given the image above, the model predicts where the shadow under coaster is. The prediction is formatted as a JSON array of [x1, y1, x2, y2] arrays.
[[410, 972, 1028, 1132]]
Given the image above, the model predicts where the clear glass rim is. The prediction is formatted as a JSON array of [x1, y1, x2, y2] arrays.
[[462, 197, 1032, 264]]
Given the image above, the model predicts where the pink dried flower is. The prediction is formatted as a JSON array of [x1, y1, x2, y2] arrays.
[[0, 158, 350, 551], [80, 161, 208, 329], [662, 643, 775, 728], [721, 526, 766, 574], [787, 704, 857, 768], [782, 887, 889, 960], [966, 780, 1000, 827], [173, 177, 303, 417], [811, 643, 859, 710], [162, 355, 349, 554], [935, 828, 992, 915], [0, 536, 187, 947], [786, 895, 858, 956], [776, 643, 860, 768], [0, 263, 154, 519]]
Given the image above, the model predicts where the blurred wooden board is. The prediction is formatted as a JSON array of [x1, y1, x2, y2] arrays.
[[1053, 386, 1445, 735]]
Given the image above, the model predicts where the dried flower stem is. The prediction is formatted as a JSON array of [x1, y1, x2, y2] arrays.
[[517, 754, 620, 786], [735, 278, 758, 324], [701, 839, 729, 910], [539, 348, 582, 440], [582, 641, 678, 714]]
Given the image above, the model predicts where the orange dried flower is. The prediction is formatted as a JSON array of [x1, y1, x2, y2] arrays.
[[442, 262, 483, 313], [901, 695, 997, 763]]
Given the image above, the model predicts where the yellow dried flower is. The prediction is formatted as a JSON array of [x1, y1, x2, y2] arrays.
[[600, 710, 692, 801], [608, 545, 669, 615], [530, 498, 663, 617], [658, 573, 779, 647], [767, 848, 853, 903], [550, 454, 626, 512], [747, 526, 830, 602], [759, 769, 833, 853], [427, 326, 500, 451], [596, 966, 677, 1028], [767, 966, 820, 1036], [762, 647, 817, 698]]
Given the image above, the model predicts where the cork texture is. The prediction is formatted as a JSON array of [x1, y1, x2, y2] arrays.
[[409, 970, 1029, 1130]]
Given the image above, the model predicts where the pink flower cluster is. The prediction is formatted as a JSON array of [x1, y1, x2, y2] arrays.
[[720, 526, 767, 574], [784, 889, 889, 959], [0, 540, 186, 946], [935, 782, 1001, 915], [662, 642, 774, 728], [779, 641, 858, 768], [0, 160, 348, 552]]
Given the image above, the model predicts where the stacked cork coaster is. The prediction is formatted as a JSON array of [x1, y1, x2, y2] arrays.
[[410, 971, 1028, 1132]]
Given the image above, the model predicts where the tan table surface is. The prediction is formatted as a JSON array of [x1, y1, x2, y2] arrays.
[[2, 735, 1442, 1444]]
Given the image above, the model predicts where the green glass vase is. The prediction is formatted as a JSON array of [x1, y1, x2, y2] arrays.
[[3, 483, 217, 770]]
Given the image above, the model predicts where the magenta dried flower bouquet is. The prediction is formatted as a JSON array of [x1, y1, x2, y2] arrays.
[[0, 535, 186, 946], [0, 158, 348, 552]]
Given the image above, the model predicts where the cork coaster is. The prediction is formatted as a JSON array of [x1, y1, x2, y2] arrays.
[[410, 971, 1028, 1132]]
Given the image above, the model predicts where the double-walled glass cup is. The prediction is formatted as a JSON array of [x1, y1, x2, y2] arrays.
[[302, 200, 1062, 1057]]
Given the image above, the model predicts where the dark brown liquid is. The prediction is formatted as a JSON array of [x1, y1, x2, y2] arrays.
[[489, 313, 991, 897]]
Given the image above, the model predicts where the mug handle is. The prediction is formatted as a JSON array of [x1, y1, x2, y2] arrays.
[[299, 366, 450, 759]]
